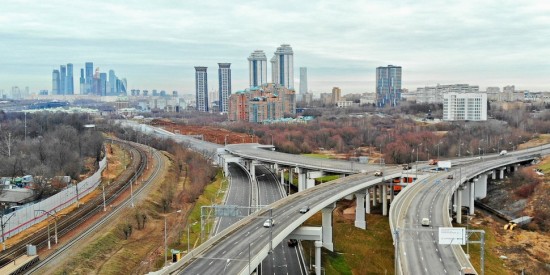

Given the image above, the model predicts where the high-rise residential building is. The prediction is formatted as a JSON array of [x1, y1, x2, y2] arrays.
[[376, 65, 402, 107], [299, 67, 307, 96], [99, 73, 107, 96], [85, 62, 93, 94], [228, 83, 296, 123], [248, 50, 267, 88], [79, 69, 85, 94], [59, 65, 67, 95], [443, 92, 487, 121], [332, 87, 341, 105], [195, 66, 209, 112], [271, 44, 294, 89], [66, 63, 74, 94], [109, 70, 116, 95], [218, 63, 232, 113], [52, 69, 60, 95]]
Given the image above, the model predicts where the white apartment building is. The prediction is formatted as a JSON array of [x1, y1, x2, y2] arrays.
[[443, 92, 487, 121], [416, 84, 479, 104]]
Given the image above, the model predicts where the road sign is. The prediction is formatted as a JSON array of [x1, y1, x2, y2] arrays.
[[438, 227, 466, 245]]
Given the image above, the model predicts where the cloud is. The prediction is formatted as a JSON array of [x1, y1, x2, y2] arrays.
[[0, 0, 549, 93]]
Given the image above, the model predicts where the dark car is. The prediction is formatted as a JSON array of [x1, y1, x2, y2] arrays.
[[447, 174, 454, 179], [287, 239, 298, 247]]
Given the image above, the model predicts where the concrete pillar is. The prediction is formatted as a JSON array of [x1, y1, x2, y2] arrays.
[[322, 203, 336, 251], [453, 190, 458, 213], [382, 185, 388, 216], [457, 188, 462, 224], [315, 241, 322, 275], [281, 169, 285, 186], [289, 168, 293, 188], [365, 188, 371, 214], [378, 185, 383, 204], [296, 167, 307, 192], [355, 193, 366, 229], [469, 181, 475, 215], [250, 161, 256, 179], [474, 174, 488, 199], [390, 182, 395, 202], [223, 161, 229, 176], [372, 186, 378, 207], [492, 169, 496, 180], [499, 168, 505, 179], [273, 163, 279, 173]]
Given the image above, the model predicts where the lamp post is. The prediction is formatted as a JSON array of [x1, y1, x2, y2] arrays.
[[35, 210, 58, 249], [416, 143, 422, 179], [437, 142, 442, 159], [458, 142, 464, 157], [164, 210, 182, 266], [224, 134, 229, 146], [270, 134, 274, 146], [187, 221, 198, 254], [1, 212, 16, 251]]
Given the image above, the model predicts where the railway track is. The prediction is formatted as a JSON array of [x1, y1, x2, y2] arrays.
[[26, 143, 164, 273], [0, 139, 150, 271]]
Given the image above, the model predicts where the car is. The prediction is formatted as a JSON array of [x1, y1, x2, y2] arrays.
[[447, 174, 454, 179], [263, 218, 275, 228], [402, 164, 412, 170], [421, 218, 430, 227], [287, 239, 298, 247], [374, 171, 383, 176], [299, 206, 310, 214]]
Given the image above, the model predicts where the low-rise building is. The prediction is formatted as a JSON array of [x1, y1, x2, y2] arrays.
[[416, 84, 479, 104], [228, 83, 296, 123]]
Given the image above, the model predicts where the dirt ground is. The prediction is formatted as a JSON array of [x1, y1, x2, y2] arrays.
[[478, 155, 550, 274], [150, 119, 254, 144]]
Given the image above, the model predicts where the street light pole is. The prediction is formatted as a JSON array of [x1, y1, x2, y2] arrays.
[[164, 210, 182, 266], [1, 212, 16, 251]]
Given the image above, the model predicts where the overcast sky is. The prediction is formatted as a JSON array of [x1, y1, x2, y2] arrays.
[[1, 0, 549, 95]]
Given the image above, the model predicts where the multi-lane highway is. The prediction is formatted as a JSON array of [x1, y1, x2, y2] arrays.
[[214, 163, 251, 234]]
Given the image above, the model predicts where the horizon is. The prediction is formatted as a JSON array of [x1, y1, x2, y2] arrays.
[[1, 1, 549, 94]]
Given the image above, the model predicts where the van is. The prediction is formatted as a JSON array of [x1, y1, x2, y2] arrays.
[[421, 218, 430, 227], [499, 150, 508, 156]]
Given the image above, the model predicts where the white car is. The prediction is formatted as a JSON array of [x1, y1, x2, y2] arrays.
[[263, 219, 275, 228], [421, 218, 430, 227]]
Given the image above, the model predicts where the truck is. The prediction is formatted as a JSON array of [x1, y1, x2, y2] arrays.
[[499, 150, 508, 156], [428, 159, 438, 165], [402, 163, 412, 170]]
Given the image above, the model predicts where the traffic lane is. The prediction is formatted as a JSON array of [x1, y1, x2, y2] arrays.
[[216, 164, 251, 234]]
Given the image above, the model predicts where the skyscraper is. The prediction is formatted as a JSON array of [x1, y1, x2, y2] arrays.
[[195, 67, 209, 112], [59, 65, 66, 95], [271, 44, 294, 89], [109, 70, 116, 95], [85, 62, 93, 94], [299, 67, 307, 96], [79, 68, 85, 94], [218, 63, 231, 113], [66, 63, 74, 95], [247, 50, 267, 87], [99, 73, 107, 96], [52, 69, 60, 94], [376, 65, 402, 107]]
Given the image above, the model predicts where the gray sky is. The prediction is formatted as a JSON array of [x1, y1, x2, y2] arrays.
[[1, 0, 549, 95]]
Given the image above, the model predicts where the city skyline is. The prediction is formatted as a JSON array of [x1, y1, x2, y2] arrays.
[[1, 1, 549, 94]]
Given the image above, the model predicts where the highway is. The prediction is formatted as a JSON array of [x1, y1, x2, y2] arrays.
[[173, 169, 402, 274], [256, 165, 305, 275], [214, 163, 251, 234]]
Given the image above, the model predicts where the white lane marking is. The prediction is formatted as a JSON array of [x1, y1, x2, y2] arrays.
[[439, 258, 442, 262], [209, 261, 214, 266], [222, 250, 226, 255], [444, 269, 447, 273]]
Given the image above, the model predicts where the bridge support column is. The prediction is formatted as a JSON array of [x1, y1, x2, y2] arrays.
[[322, 203, 336, 251], [296, 167, 307, 192], [315, 241, 322, 275], [365, 188, 371, 214], [372, 186, 377, 207], [475, 174, 488, 199], [382, 185, 388, 216], [355, 193, 366, 229], [281, 169, 285, 186], [469, 181, 475, 215], [492, 169, 496, 180], [457, 188, 463, 224], [250, 161, 257, 179], [273, 163, 279, 173], [378, 184, 383, 204], [499, 168, 505, 179], [453, 190, 458, 213]]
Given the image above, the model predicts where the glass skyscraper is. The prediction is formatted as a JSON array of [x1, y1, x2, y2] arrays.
[[85, 62, 93, 94], [59, 65, 66, 95], [79, 69, 85, 94], [109, 70, 116, 95], [195, 66, 209, 112], [99, 73, 107, 96], [52, 69, 60, 95], [299, 67, 307, 95], [247, 50, 267, 88], [376, 65, 402, 107], [66, 63, 74, 95], [218, 63, 231, 113], [271, 44, 294, 89]]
